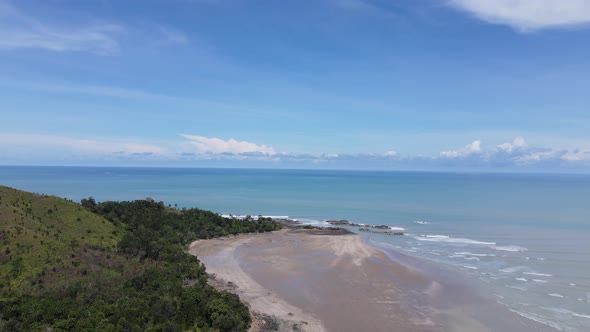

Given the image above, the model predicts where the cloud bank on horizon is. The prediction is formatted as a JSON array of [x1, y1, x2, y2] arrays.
[[1, 0, 589, 172], [180, 134, 277, 156], [1, 133, 589, 171]]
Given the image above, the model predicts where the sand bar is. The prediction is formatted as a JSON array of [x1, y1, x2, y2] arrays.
[[189, 228, 557, 332]]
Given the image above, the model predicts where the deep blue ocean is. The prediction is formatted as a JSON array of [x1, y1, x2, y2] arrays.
[[1, 166, 589, 331]]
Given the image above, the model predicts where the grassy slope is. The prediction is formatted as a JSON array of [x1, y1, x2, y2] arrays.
[[0, 186, 261, 332], [0, 185, 123, 294]]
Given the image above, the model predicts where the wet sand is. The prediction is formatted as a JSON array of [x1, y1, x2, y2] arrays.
[[189, 229, 557, 332]]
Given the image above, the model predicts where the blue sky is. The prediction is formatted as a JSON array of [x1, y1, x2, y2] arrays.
[[1, 0, 590, 171]]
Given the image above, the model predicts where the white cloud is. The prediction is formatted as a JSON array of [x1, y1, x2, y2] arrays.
[[0, 133, 166, 155], [176, 135, 589, 170], [26, 82, 183, 102], [154, 25, 189, 45], [180, 134, 276, 155], [2, 132, 589, 170], [385, 150, 398, 157], [433, 136, 590, 169], [333, 0, 374, 9], [0, 1, 189, 55], [0, 1, 123, 55], [561, 149, 590, 161], [515, 150, 562, 163], [330, 0, 400, 18], [492, 137, 566, 165], [497, 136, 527, 153], [440, 140, 482, 158], [448, 0, 590, 31]]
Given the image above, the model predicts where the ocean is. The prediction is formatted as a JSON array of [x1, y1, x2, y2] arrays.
[[1, 166, 589, 331]]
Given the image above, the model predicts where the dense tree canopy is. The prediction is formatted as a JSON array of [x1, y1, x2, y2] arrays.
[[1, 188, 281, 332]]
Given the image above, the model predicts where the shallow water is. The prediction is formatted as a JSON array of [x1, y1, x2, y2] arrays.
[[1, 166, 589, 331]]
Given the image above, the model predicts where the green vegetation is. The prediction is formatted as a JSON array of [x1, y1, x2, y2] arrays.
[[0, 186, 281, 331], [302, 225, 319, 229]]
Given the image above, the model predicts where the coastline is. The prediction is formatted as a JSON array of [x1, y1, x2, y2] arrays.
[[189, 228, 559, 332], [189, 229, 325, 332]]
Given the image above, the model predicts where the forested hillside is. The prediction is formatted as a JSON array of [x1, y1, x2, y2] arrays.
[[0, 186, 281, 331]]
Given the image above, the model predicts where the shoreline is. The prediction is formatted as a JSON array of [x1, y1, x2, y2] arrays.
[[189, 228, 558, 332], [190, 229, 325, 332]]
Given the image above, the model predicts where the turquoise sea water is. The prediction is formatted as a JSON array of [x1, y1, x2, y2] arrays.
[[1, 166, 589, 331]]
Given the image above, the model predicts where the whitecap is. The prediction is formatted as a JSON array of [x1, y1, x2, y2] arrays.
[[523, 272, 552, 277], [540, 307, 590, 320], [415, 235, 495, 245], [455, 251, 496, 257], [463, 265, 478, 270], [548, 293, 565, 298], [500, 266, 528, 273], [413, 220, 430, 225], [532, 279, 547, 283], [222, 214, 290, 220], [515, 277, 528, 282], [491, 245, 528, 252], [389, 226, 406, 231], [507, 309, 564, 331]]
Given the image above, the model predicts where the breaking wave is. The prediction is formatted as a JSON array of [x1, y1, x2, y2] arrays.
[[414, 234, 495, 245], [491, 245, 528, 252]]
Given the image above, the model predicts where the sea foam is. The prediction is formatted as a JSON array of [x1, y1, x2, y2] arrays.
[[455, 251, 496, 257], [500, 266, 528, 273], [507, 309, 564, 331], [388, 226, 406, 231], [221, 214, 290, 220], [414, 235, 495, 245], [523, 272, 553, 277], [491, 245, 528, 252]]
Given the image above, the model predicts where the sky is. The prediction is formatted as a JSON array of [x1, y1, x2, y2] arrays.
[[1, 0, 590, 172]]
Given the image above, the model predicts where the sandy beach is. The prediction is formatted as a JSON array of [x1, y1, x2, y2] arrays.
[[189, 228, 557, 332]]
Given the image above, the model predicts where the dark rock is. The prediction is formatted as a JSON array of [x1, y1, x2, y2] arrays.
[[326, 220, 351, 225], [373, 225, 390, 229]]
